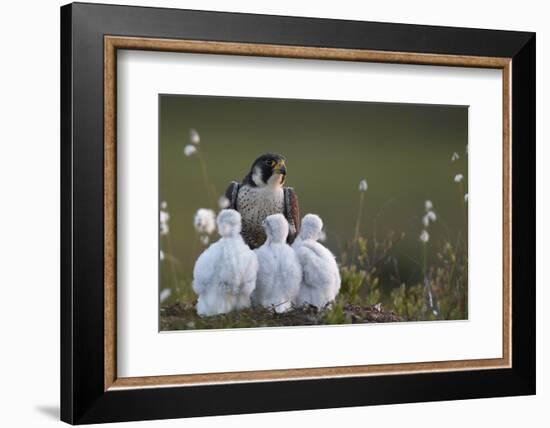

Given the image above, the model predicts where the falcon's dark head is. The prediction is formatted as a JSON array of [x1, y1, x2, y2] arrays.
[[243, 153, 287, 188]]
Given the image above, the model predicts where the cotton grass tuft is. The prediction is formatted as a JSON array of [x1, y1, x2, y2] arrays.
[[194, 208, 216, 235], [184, 144, 197, 157], [160, 206, 170, 236], [218, 196, 230, 209], [425, 200, 433, 211], [160, 288, 171, 303], [419, 229, 430, 243], [190, 128, 200, 145]]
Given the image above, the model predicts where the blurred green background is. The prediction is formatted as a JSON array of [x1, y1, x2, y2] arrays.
[[159, 94, 468, 308]]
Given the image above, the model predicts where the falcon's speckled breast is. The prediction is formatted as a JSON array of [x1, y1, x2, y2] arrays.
[[237, 184, 284, 248]]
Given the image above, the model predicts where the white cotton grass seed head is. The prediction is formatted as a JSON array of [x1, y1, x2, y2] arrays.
[[160, 288, 171, 304], [464, 193, 469, 202], [160, 250, 165, 261], [184, 144, 197, 157], [451, 152, 460, 162], [422, 215, 430, 227], [420, 230, 430, 243], [160, 210, 170, 225], [160, 209, 170, 236], [359, 179, 368, 192], [190, 129, 200, 145], [218, 196, 230, 209], [425, 200, 433, 211], [160, 201, 167, 210], [194, 208, 216, 235], [422, 211, 437, 227], [454, 173, 464, 183]]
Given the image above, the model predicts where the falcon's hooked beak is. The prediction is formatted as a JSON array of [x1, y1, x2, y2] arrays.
[[273, 160, 287, 184]]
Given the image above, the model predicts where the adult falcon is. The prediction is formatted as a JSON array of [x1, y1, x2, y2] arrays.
[[224, 153, 300, 249]]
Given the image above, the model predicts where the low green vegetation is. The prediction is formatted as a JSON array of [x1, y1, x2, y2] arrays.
[[334, 231, 468, 323]]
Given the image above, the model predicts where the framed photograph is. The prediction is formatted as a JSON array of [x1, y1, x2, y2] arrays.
[[61, 2, 535, 424]]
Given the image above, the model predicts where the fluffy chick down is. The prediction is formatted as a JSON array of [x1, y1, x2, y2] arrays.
[[251, 214, 302, 313], [292, 214, 341, 308], [192, 209, 258, 316]]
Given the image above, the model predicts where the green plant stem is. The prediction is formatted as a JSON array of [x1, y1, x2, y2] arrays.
[[422, 241, 434, 313], [197, 151, 218, 208], [449, 231, 464, 292], [458, 181, 467, 223], [352, 191, 365, 263], [163, 233, 179, 297], [422, 242, 427, 277]]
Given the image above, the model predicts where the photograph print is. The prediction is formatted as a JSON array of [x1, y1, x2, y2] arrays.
[[159, 94, 468, 331]]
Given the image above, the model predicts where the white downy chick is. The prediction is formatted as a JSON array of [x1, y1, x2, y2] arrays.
[[292, 214, 341, 308], [192, 209, 258, 316], [251, 214, 302, 313]]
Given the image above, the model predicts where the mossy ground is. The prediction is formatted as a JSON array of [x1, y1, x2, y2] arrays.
[[160, 302, 401, 331]]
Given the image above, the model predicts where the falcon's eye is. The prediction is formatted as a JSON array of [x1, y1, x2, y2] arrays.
[[265, 159, 275, 167]]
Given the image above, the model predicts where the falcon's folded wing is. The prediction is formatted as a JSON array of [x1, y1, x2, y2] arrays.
[[284, 187, 300, 244], [224, 181, 240, 210]]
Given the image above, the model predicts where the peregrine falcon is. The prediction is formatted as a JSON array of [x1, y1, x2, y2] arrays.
[[224, 153, 300, 249]]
